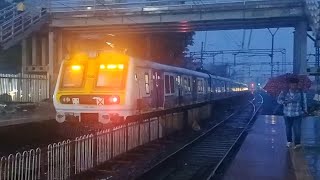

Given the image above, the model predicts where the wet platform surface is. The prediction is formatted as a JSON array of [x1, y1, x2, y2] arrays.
[[222, 115, 314, 180], [302, 116, 320, 180]]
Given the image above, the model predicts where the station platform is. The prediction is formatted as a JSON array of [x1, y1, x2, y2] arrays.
[[0, 102, 55, 127], [222, 115, 318, 180]]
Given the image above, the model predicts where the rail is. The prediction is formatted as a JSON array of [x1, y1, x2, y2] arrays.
[[137, 94, 263, 179], [0, 93, 251, 180]]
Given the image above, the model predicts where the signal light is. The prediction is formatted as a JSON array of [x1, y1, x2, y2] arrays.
[[109, 96, 119, 104], [71, 65, 81, 71], [100, 64, 106, 69]]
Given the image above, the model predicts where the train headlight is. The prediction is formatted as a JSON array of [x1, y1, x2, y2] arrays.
[[71, 65, 81, 71]]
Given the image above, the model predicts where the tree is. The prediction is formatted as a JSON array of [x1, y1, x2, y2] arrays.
[[104, 32, 195, 67]]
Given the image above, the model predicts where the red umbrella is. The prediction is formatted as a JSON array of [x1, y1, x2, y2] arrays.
[[263, 73, 312, 97]]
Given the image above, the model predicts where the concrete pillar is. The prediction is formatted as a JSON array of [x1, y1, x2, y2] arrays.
[[48, 31, 55, 97], [41, 37, 47, 66], [293, 21, 307, 74], [57, 32, 63, 68], [146, 35, 151, 58], [66, 36, 72, 57], [21, 39, 27, 73], [32, 36, 37, 66]]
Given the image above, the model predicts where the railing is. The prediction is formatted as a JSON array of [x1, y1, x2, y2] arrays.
[[48, 0, 294, 13], [0, 99, 217, 180], [0, 73, 48, 102], [0, 148, 41, 180], [304, 0, 320, 38], [0, 5, 48, 48], [0, 4, 16, 24]]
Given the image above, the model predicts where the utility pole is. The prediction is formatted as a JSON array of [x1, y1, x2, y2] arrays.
[[200, 42, 204, 69], [233, 53, 237, 66], [315, 45, 320, 91], [268, 28, 279, 77], [212, 54, 215, 65]]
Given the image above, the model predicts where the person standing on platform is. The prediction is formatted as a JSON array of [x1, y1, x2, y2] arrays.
[[277, 77, 308, 149]]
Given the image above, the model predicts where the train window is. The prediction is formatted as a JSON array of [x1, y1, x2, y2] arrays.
[[198, 79, 203, 92], [183, 77, 188, 93], [96, 66, 125, 89], [165, 75, 170, 94], [188, 78, 191, 91], [62, 65, 84, 88], [176, 76, 181, 85], [145, 73, 150, 94], [170, 76, 175, 93]]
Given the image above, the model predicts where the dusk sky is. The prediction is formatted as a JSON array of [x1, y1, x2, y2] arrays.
[[188, 28, 316, 84]]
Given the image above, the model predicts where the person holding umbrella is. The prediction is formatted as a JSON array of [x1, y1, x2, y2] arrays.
[[277, 77, 308, 149]]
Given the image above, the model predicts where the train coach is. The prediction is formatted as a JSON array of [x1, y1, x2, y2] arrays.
[[53, 51, 248, 124]]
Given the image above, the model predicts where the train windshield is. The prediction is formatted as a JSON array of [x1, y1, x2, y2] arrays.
[[62, 65, 84, 88], [96, 64, 125, 89]]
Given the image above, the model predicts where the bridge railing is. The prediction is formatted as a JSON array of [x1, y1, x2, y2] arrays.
[[0, 4, 16, 24], [48, 0, 278, 13], [0, 3, 48, 48], [49, 0, 187, 12]]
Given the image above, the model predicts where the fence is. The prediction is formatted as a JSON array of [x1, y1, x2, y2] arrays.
[[0, 73, 48, 102], [0, 102, 213, 180]]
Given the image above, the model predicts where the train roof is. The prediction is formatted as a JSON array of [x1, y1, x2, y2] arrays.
[[133, 57, 247, 86], [62, 51, 247, 86]]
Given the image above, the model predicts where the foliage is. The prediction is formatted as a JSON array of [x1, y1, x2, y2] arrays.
[[105, 32, 195, 67]]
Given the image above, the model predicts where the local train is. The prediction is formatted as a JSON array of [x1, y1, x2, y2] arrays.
[[53, 51, 249, 124]]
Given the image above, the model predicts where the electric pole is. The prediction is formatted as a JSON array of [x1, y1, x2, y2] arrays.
[[268, 28, 279, 77], [200, 42, 204, 69]]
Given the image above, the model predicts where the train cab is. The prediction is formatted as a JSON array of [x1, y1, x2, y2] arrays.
[[53, 51, 133, 124]]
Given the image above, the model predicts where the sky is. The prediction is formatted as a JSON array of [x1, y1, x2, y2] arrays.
[[188, 28, 316, 84]]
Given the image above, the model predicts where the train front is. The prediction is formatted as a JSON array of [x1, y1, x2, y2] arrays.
[[53, 52, 133, 124]]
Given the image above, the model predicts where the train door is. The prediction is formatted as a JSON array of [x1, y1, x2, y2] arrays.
[[152, 70, 164, 108], [177, 75, 182, 106], [208, 76, 212, 100], [192, 76, 197, 102]]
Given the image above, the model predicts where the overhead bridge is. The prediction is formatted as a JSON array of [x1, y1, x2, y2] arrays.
[[0, 0, 319, 101], [0, 0, 319, 48], [51, 0, 307, 33]]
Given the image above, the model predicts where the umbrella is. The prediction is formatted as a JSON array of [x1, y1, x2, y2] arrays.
[[263, 73, 312, 97]]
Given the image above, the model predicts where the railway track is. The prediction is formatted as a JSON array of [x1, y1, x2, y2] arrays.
[[136, 94, 263, 180]]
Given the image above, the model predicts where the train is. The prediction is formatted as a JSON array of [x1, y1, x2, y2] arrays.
[[53, 51, 249, 124]]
